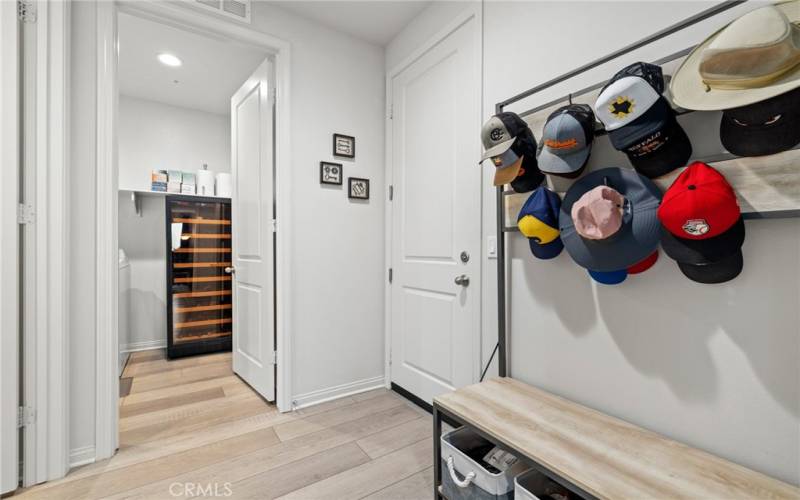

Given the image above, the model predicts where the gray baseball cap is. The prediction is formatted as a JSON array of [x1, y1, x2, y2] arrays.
[[480, 113, 528, 162], [537, 104, 595, 178]]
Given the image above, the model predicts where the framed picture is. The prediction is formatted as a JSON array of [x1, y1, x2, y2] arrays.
[[333, 133, 355, 158], [348, 177, 369, 200], [320, 161, 343, 185]]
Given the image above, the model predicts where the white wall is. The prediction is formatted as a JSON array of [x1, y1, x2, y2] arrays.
[[388, 0, 799, 485], [68, 2, 385, 463], [118, 95, 231, 191], [117, 96, 231, 351]]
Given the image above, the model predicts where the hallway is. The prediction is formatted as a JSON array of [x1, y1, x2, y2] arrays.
[[16, 351, 433, 499]]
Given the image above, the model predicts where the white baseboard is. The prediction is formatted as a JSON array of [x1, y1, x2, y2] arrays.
[[291, 375, 385, 411], [121, 339, 166, 353], [69, 446, 96, 468]]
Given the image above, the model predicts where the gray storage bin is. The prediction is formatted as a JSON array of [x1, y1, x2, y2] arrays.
[[441, 427, 527, 500], [514, 469, 573, 500]]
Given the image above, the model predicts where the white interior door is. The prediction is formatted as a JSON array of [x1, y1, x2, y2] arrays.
[[390, 16, 481, 404], [230, 58, 275, 401], [0, 0, 19, 494]]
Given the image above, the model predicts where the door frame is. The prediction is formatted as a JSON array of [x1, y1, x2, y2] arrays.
[[383, 5, 483, 392], [90, 0, 294, 463]]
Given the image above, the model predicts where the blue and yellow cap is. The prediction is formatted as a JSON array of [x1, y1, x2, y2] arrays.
[[517, 187, 564, 259]]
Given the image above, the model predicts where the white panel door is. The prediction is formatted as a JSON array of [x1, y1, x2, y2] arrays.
[[0, 0, 19, 494], [390, 16, 481, 404], [230, 58, 275, 401]]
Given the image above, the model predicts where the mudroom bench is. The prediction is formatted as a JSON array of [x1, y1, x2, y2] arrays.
[[432, 378, 798, 500]]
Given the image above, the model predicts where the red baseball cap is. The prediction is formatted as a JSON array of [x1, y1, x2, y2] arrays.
[[627, 250, 658, 274], [657, 162, 739, 240]]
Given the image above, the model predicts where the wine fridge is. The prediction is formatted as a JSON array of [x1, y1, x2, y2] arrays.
[[165, 195, 233, 359]]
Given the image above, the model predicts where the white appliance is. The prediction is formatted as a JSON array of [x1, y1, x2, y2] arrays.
[[118, 248, 131, 377]]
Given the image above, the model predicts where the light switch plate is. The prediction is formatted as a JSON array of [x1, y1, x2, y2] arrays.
[[487, 236, 497, 259]]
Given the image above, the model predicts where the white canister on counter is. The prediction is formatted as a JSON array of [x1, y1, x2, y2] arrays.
[[216, 173, 232, 198], [196, 166, 215, 196]]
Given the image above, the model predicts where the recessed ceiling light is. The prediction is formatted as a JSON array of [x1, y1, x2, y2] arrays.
[[157, 53, 182, 67]]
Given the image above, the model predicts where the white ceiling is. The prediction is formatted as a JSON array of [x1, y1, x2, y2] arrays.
[[270, 1, 432, 46], [118, 12, 269, 114]]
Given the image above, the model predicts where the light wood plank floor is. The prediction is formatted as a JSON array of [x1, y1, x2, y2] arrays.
[[16, 350, 434, 500]]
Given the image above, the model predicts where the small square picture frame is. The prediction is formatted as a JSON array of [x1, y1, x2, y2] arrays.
[[348, 177, 369, 200], [333, 133, 355, 158], [320, 161, 343, 185]]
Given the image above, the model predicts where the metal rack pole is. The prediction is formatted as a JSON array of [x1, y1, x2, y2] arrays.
[[493, 0, 748, 379]]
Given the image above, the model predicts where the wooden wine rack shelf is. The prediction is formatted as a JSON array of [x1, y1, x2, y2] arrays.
[[173, 290, 232, 299], [173, 247, 232, 253], [175, 304, 232, 313], [174, 276, 232, 283], [173, 262, 231, 269], [173, 217, 231, 225]]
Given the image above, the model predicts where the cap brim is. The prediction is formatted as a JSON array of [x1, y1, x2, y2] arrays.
[[493, 156, 523, 186], [481, 137, 516, 162], [626, 118, 693, 179], [668, 2, 800, 111], [560, 168, 663, 272], [627, 250, 659, 274], [509, 157, 545, 193], [661, 217, 745, 264], [537, 146, 591, 177], [588, 269, 628, 285], [529, 238, 564, 260], [720, 112, 800, 157], [677, 249, 743, 284]]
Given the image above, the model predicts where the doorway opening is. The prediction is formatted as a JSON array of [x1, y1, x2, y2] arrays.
[[110, 4, 288, 461]]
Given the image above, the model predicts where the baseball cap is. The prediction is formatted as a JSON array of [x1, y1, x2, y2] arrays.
[[588, 269, 627, 285], [720, 86, 800, 157], [658, 162, 739, 239], [595, 62, 692, 178], [658, 162, 745, 283], [510, 153, 546, 193], [627, 250, 659, 274], [560, 167, 663, 272], [517, 187, 564, 259], [481, 112, 543, 187], [537, 104, 595, 178]]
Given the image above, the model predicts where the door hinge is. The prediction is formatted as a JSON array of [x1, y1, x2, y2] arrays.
[[388, 268, 393, 284], [269, 87, 276, 106], [271, 350, 277, 365], [17, 406, 35, 428], [17, 203, 35, 224], [270, 219, 277, 232], [17, 0, 36, 23], [388, 104, 393, 120], [388, 185, 393, 201]]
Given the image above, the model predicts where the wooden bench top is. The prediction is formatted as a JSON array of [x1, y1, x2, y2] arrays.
[[434, 378, 799, 500]]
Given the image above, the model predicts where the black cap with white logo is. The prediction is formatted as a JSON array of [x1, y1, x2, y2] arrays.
[[595, 62, 692, 178], [720, 86, 800, 157]]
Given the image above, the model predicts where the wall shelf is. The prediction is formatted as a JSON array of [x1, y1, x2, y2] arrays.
[[119, 188, 230, 217]]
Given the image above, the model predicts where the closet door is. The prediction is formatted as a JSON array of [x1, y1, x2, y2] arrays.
[[230, 58, 275, 401], [0, 0, 19, 494]]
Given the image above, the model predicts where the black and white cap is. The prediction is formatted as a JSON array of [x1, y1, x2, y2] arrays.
[[595, 62, 692, 178]]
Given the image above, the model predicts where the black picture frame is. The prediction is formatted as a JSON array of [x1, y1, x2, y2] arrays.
[[348, 177, 369, 200], [320, 161, 343, 185], [333, 133, 356, 158]]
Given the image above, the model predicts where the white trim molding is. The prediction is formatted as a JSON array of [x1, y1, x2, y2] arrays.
[[94, 0, 120, 463], [68, 446, 96, 469], [120, 339, 167, 353], [291, 376, 386, 411]]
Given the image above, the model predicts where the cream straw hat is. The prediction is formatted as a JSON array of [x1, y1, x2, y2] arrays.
[[670, 1, 800, 111]]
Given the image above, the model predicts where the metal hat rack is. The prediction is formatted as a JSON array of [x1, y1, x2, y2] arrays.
[[491, 0, 789, 377]]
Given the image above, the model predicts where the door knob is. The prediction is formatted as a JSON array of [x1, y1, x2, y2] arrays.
[[454, 274, 470, 287], [224, 266, 235, 274]]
